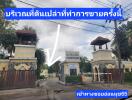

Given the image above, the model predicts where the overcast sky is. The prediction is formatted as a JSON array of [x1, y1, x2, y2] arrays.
[[13, 0, 132, 61]]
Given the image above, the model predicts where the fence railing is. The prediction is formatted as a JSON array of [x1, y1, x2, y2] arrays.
[[0, 70, 37, 90]]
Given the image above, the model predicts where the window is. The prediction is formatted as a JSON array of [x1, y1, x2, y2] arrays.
[[70, 69, 77, 76]]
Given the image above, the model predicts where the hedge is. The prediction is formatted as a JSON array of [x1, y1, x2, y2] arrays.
[[124, 72, 132, 83], [65, 75, 82, 83], [0, 54, 4, 59], [39, 75, 45, 79]]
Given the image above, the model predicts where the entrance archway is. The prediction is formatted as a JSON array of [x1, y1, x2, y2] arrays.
[[99, 64, 107, 82]]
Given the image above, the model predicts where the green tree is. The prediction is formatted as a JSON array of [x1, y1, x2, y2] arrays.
[[79, 57, 92, 73], [126, 21, 132, 47], [112, 21, 132, 61], [48, 66, 55, 73], [0, 0, 16, 32], [0, 30, 17, 56], [112, 29, 131, 60], [126, 22, 132, 60], [42, 64, 48, 70], [48, 61, 61, 74], [0, 0, 15, 9], [0, 0, 17, 57], [35, 48, 45, 79], [127, 29, 132, 46]]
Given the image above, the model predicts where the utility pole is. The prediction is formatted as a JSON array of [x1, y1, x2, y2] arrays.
[[106, 4, 124, 84], [114, 20, 123, 84]]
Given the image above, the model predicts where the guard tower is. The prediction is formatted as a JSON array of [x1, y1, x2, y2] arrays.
[[16, 30, 37, 45], [9, 30, 37, 71], [59, 51, 80, 83], [91, 36, 116, 82], [0, 30, 37, 89]]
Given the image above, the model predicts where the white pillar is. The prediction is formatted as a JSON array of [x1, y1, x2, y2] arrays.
[[129, 67, 131, 72]]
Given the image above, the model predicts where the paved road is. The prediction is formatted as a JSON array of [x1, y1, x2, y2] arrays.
[[40, 78, 116, 100], [41, 78, 132, 100], [0, 88, 48, 100], [0, 78, 132, 100]]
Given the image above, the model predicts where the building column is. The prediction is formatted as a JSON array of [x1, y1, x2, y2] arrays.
[[93, 73, 95, 81], [94, 45, 96, 51], [93, 67, 96, 82], [129, 67, 131, 72], [99, 45, 102, 49], [106, 44, 108, 49], [124, 68, 125, 73], [98, 68, 100, 82]]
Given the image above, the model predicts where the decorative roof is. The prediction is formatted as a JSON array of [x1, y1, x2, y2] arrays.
[[16, 30, 37, 45], [91, 36, 110, 45], [16, 30, 36, 36]]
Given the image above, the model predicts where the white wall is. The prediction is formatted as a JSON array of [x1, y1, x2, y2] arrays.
[[93, 50, 113, 61]]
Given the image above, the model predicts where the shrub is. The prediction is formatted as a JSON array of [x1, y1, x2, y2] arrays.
[[0, 76, 4, 88], [0, 53, 4, 59], [65, 75, 82, 83], [39, 75, 45, 79], [124, 72, 132, 83]]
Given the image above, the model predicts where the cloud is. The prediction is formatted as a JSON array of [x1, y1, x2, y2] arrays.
[[14, 0, 131, 60]]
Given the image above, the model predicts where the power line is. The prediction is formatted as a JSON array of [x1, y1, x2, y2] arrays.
[[95, 0, 111, 7], [107, 0, 114, 4], [47, 20, 104, 33], [17, 0, 38, 8], [123, 3, 132, 19], [105, 0, 132, 13], [17, 0, 115, 30], [16, 0, 115, 32], [75, 20, 115, 29], [124, 2, 132, 9], [105, 27, 114, 35], [16, 0, 106, 33], [17, 0, 131, 27], [106, 0, 132, 13], [107, 0, 118, 5], [91, 0, 111, 8], [124, 6, 132, 12], [107, 0, 123, 8]]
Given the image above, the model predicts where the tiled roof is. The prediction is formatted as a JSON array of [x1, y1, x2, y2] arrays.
[[16, 30, 36, 36], [91, 36, 110, 45]]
